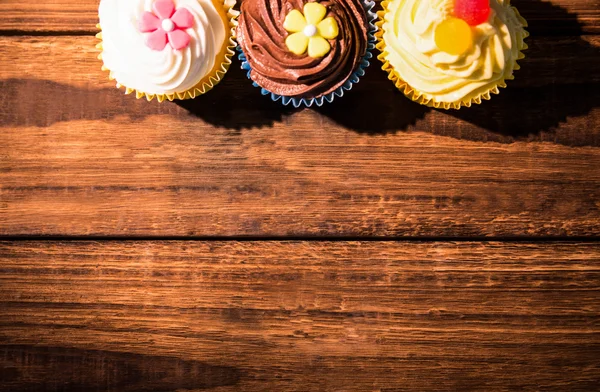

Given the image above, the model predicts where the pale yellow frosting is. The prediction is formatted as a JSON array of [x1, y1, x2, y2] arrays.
[[380, 0, 528, 108]]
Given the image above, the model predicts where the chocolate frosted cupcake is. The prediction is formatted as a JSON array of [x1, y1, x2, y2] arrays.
[[237, 0, 377, 107]]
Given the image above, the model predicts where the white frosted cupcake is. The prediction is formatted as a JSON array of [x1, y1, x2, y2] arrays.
[[97, 0, 237, 102]]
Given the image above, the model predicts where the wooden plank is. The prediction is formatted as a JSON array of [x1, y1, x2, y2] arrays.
[[0, 0, 98, 33], [518, 0, 600, 35], [0, 0, 598, 35], [2, 36, 599, 89], [1, 36, 599, 237], [0, 241, 599, 391]]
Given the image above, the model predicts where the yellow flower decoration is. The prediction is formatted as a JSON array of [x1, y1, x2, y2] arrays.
[[283, 2, 339, 58]]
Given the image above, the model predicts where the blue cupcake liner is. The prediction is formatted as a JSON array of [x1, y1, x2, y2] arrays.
[[238, 0, 378, 108]]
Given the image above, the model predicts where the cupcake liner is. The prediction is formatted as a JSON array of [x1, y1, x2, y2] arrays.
[[96, 0, 239, 102], [376, 0, 529, 110], [238, 0, 378, 108]]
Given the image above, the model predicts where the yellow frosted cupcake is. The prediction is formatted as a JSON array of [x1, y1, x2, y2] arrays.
[[377, 0, 528, 109], [97, 0, 237, 102]]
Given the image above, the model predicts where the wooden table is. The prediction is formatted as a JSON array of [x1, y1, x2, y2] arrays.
[[1, 0, 599, 390]]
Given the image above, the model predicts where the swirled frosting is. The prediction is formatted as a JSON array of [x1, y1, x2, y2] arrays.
[[98, 0, 228, 96], [237, 0, 368, 98], [381, 0, 527, 106]]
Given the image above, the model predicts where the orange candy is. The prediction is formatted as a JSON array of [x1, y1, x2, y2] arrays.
[[454, 0, 491, 26], [434, 17, 473, 55]]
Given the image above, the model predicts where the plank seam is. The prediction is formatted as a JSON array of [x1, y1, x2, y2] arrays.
[[0, 30, 97, 37], [1, 31, 598, 37], [1, 235, 600, 242]]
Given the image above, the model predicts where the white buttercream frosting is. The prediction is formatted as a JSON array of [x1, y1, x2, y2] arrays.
[[381, 0, 527, 105], [99, 0, 227, 95]]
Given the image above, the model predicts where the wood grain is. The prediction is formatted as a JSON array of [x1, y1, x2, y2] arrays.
[[1, 0, 599, 389], [1, 35, 599, 237], [0, 0, 598, 35], [0, 241, 599, 391]]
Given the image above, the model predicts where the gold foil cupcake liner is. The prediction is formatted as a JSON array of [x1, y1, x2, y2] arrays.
[[376, 0, 529, 110], [96, 0, 238, 102]]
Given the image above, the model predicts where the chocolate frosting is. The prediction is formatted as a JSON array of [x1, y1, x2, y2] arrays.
[[237, 0, 368, 98]]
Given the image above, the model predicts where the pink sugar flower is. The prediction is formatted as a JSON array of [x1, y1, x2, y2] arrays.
[[139, 0, 194, 51]]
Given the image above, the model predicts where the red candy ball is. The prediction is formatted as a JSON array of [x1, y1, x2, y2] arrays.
[[454, 0, 491, 26]]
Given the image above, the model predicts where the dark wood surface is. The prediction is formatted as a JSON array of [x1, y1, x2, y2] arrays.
[[1, 241, 599, 392], [1, 0, 599, 391], [1, 33, 599, 236]]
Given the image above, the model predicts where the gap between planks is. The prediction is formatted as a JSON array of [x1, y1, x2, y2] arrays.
[[2, 235, 600, 242]]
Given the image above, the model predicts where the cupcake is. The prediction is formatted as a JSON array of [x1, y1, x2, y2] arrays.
[[377, 0, 528, 109], [97, 0, 237, 102], [237, 0, 377, 107]]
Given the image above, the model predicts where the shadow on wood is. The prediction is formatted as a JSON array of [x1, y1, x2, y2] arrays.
[[175, 65, 298, 130], [320, 0, 599, 136], [446, 0, 600, 137], [0, 345, 241, 392]]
